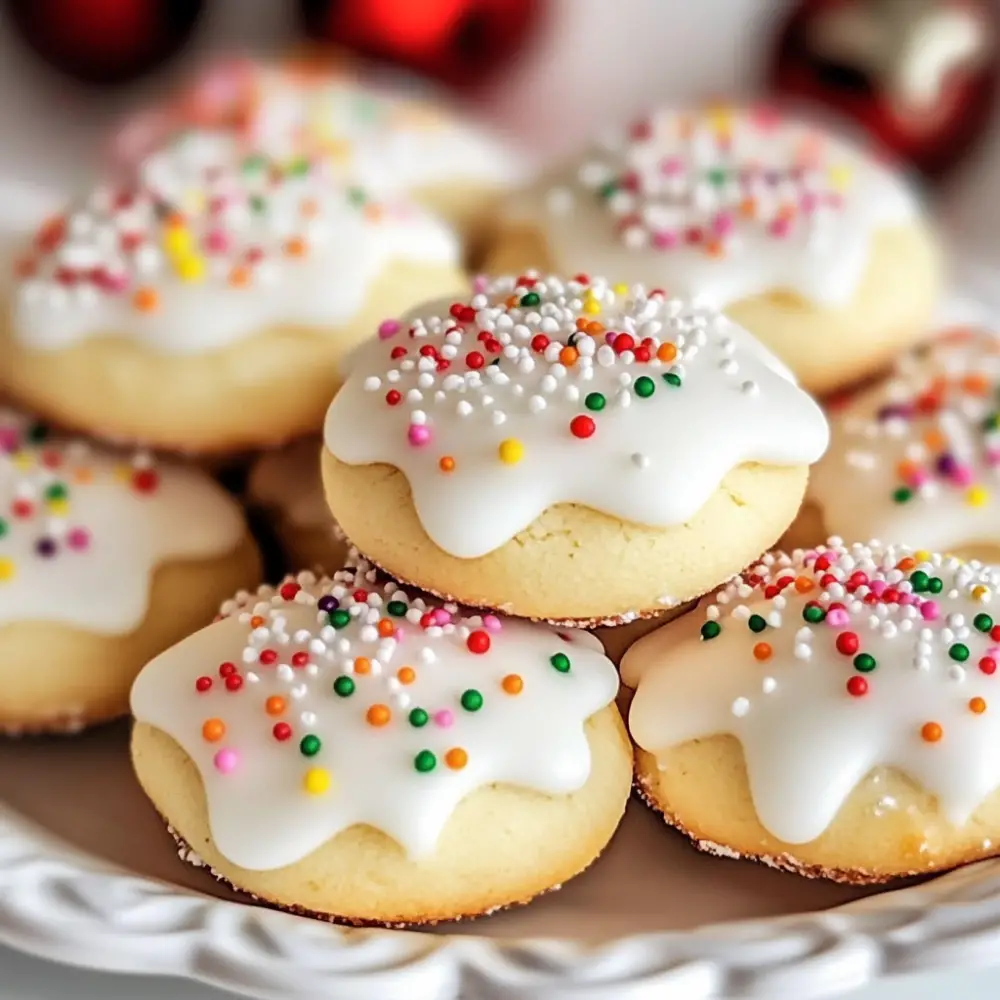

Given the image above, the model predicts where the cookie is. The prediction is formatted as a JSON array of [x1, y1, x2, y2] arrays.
[[1, 130, 465, 453], [247, 437, 347, 572], [130, 562, 630, 925], [0, 409, 261, 734], [114, 57, 527, 257], [321, 274, 830, 624], [485, 105, 942, 394], [623, 539, 1000, 884], [787, 328, 1000, 562]]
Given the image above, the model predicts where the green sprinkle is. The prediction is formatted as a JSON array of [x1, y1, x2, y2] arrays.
[[701, 620, 721, 640], [408, 708, 429, 728], [520, 292, 541, 307], [329, 609, 351, 629], [909, 570, 930, 592], [975, 613, 994, 633], [585, 392, 606, 412], [333, 676, 355, 697], [287, 157, 310, 176], [414, 750, 437, 773], [892, 487, 913, 504], [950, 643, 970, 662], [634, 375, 655, 398], [982, 413, 999, 432], [550, 652, 571, 673], [387, 600, 408, 617], [0, 518, 6, 539], [242, 154, 266, 173], [663, 372, 682, 387], [299, 734, 322, 757], [802, 604, 825, 624], [347, 186, 367, 206], [44, 483, 68, 502], [853, 653, 877, 673], [598, 180, 619, 200], [928, 577, 944, 594], [707, 167, 728, 186], [249, 194, 267, 214], [460, 689, 484, 712], [748, 614, 767, 633]]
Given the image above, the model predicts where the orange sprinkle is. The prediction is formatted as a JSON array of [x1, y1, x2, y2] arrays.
[[265, 696, 286, 716], [970, 697, 988, 714], [752, 642, 772, 661], [794, 575, 815, 593], [896, 459, 919, 481], [363, 203, 383, 222], [962, 372, 989, 395], [505, 294, 519, 308], [397, 666, 416, 685], [366, 703, 391, 727], [921, 721, 943, 743], [202, 718, 225, 742], [502, 673, 524, 695], [445, 747, 468, 770], [559, 345, 579, 366], [133, 287, 159, 312], [439, 455, 456, 473], [704, 238, 724, 258], [923, 428, 946, 450], [896, 557, 916, 572], [376, 618, 395, 638], [657, 342, 677, 362], [575, 317, 589, 330], [354, 656, 371, 675], [777, 203, 797, 221], [284, 236, 308, 257], [165, 211, 186, 228], [250, 615, 265, 628], [229, 265, 251, 288], [586, 321, 604, 336], [739, 196, 757, 218], [300, 197, 319, 218], [72, 467, 93, 485]]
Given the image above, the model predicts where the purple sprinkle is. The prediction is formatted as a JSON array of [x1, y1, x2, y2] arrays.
[[937, 453, 957, 476], [318, 595, 339, 612], [35, 537, 57, 557], [877, 403, 914, 421]]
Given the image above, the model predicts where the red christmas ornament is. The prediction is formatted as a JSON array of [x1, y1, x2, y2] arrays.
[[297, 0, 544, 90], [771, 0, 999, 179]]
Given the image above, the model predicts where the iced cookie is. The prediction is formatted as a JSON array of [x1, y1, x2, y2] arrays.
[[788, 328, 1000, 561], [321, 274, 830, 624], [130, 562, 629, 925], [0, 410, 260, 734], [247, 437, 347, 572], [624, 539, 1000, 883], [486, 105, 942, 394], [1, 130, 464, 453], [113, 57, 527, 255]]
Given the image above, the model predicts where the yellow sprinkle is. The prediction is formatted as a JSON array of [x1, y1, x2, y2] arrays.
[[162, 226, 193, 257], [967, 485, 990, 507], [498, 438, 525, 464], [583, 298, 602, 315], [175, 255, 206, 282], [303, 767, 332, 795], [114, 464, 131, 482], [705, 105, 733, 132], [612, 282, 629, 297], [46, 498, 69, 517], [12, 451, 34, 470], [0, 558, 15, 582], [828, 164, 854, 191], [973, 585, 991, 601], [914, 549, 931, 563]]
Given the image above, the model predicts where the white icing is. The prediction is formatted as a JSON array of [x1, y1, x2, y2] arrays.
[[248, 438, 331, 531], [809, 329, 1000, 551], [12, 130, 460, 354], [130, 564, 618, 869], [624, 540, 1000, 844], [324, 274, 829, 559], [504, 106, 920, 309], [0, 409, 245, 632]]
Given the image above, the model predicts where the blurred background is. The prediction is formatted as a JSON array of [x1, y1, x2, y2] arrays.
[[0, 0, 997, 254]]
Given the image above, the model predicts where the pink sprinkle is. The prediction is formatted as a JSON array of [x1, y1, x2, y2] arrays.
[[660, 156, 683, 176], [431, 608, 451, 626], [204, 228, 231, 254], [652, 229, 679, 249], [951, 464, 974, 487], [769, 217, 792, 238], [869, 580, 887, 597], [800, 192, 819, 213], [434, 709, 454, 729], [921, 600, 940, 621], [712, 212, 734, 236], [378, 319, 401, 340], [483, 614, 502, 632], [95, 269, 129, 293], [826, 608, 850, 627], [0, 428, 18, 452], [408, 424, 432, 447], [213, 748, 239, 774], [66, 527, 90, 551], [472, 274, 489, 293], [906, 468, 930, 488], [897, 593, 915, 606], [605, 332, 618, 346], [987, 448, 1000, 466]]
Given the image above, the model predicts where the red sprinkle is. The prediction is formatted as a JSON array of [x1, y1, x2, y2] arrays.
[[846, 676, 868, 697], [218, 661, 237, 677], [273, 722, 292, 741], [195, 676, 212, 692], [291, 651, 310, 667], [225, 674, 243, 692], [466, 351, 485, 369], [467, 630, 491, 654], [132, 469, 159, 493], [386, 389, 402, 406], [570, 415, 596, 439], [531, 334, 550, 353], [981, 657, 997, 676], [836, 632, 860, 656], [259, 649, 278, 666], [279, 582, 300, 601]]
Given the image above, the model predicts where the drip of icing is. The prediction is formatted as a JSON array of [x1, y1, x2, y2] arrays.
[[323, 274, 830, 560], [12, 130, 460, 354], [624, 540, 1000, 844], [504, 105, 919, 309], [130, 562, 619, 869], [248, 438, 331, 531], [0, 409, 245, 632], [810, 329, 1000, 551]]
